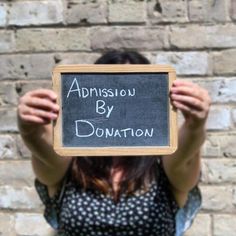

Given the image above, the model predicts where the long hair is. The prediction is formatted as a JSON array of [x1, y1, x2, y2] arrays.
[[72, 156, 158, 201], [72, 50, 158, 201]]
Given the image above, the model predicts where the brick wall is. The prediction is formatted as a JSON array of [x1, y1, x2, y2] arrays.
[[0, 0, 235, 235]]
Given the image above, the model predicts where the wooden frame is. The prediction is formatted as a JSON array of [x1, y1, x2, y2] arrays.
[[52, 64, 177, 156]]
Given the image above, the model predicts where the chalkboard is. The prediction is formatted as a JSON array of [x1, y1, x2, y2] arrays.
[[52, 65, 177, 156]]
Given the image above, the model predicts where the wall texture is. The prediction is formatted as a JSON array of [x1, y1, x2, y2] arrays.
[[0, 0, 236, 235]]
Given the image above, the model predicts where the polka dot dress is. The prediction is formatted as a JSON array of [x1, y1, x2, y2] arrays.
[[35, 165, 179, 236]]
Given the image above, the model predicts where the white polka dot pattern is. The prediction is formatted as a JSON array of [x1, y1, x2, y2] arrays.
[[35, 165, 180, 236]]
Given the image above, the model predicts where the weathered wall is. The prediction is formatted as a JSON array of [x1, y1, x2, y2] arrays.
[[0, 0, 235, 235]]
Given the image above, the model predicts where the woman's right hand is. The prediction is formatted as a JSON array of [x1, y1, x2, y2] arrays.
[[17, 89, 60, 127], [18, 89, 72, 188]]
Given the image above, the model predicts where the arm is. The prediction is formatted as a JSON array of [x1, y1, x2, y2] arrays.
[[162, 80, 211, 207], [17, 89, 72, 189]]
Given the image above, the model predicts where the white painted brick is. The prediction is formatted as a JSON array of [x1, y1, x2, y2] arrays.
[[184, 214, 211, 236], [0, 161, 34, 187], [196, 78, 236, 104], [202, 137, 221, 157], [0, 213, 15, 236], [0, 109, 18, 132], [0, 82, 18, 106], [170, 25, 236, 49], [233, 109, 236, 125], [9, 1, 63, 26], [155, 52, 210, 75], [189, 0, 229, 22], [202, 133, 236, 158], [201, 186, 234, 212], [15, 135, 31, 159], [213, 215, 236, 236], [0, 54, 55, 80], [147, 0, 188, 23], [0, 186, 42, 210], [16, 81, 51, 97], [91, 27, 168, 50], [65, 0, 107, 24], [109, 0, 146, 23], [16, 28, 90, 52], [0, 135, 17, 159], [231, 0, 236, 20], [54, 52, 101, 64], [233, 187, 236, 207], [206, 106, 232, 131], [0, 30, 15, 53], [15, 213, 55, 236], [202, 159, 236, 184], [0, 3, 7, 26], [0, 53, 100, 80], [213, 49, 236, 75]]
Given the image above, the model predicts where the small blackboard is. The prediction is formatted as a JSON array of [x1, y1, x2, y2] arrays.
[[52, 65, 177, 156]]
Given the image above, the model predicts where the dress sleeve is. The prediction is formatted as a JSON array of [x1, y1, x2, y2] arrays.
[[175, 185, 202, 236], [157, 157, 202, 236], [35, 177, 68, 230]]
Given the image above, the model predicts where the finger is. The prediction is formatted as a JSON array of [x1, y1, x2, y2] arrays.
[[21, 114, 49, 124], [172, 80, 196, 88], [172, 101, 201, 118], [30, 108, 58, 120], [172, 100, 208, 120], [171, 94, 204, 111], [28, 89, 57, 101], [172, 100, 192, 113], [172, 80, 210, 98], [25, 97, 59, 112], [171, 85, 205, 101], [22, 105, 58, 120], [203, 90, 212, 106]]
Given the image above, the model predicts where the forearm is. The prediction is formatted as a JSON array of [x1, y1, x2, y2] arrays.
[[19, 120, 60, 167], [163, 122, 206, 192], [20, 121, 72, 186], [165, 79, 210, 202], [17, 89, 72, 187], [170, 122, 206, 166]]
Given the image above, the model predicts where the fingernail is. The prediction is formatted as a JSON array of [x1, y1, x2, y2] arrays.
[[51, 113, 58, 119], [52, 93, 57, 100], [54, 105, 60, 111]]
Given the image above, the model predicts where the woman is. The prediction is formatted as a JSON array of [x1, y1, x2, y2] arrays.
[[17, 50, 211, 236]]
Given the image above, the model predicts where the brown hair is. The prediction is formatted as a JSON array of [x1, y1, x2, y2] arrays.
[[71, 50, 158, 201], [71, 156, 158, 201]]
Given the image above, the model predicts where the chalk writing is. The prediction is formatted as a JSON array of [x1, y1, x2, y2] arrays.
[[75, 120, 154, 138], [96, 100, 114, 118], [60, 72, 170, 148], [64, 77, 155, 139], [67, 78, 136, 99]]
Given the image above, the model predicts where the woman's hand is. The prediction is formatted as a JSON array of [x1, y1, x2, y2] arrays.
[[164, 80, 210, 206], [18, 89, 72, 188], [170, 80, 211, 130], [17, 89, 59, 127]]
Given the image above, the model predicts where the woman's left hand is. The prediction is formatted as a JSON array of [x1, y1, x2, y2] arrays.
[[170, 80, 211, 130]]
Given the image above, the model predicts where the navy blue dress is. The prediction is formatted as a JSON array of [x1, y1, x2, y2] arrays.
[[35, 161, 201, 236]]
